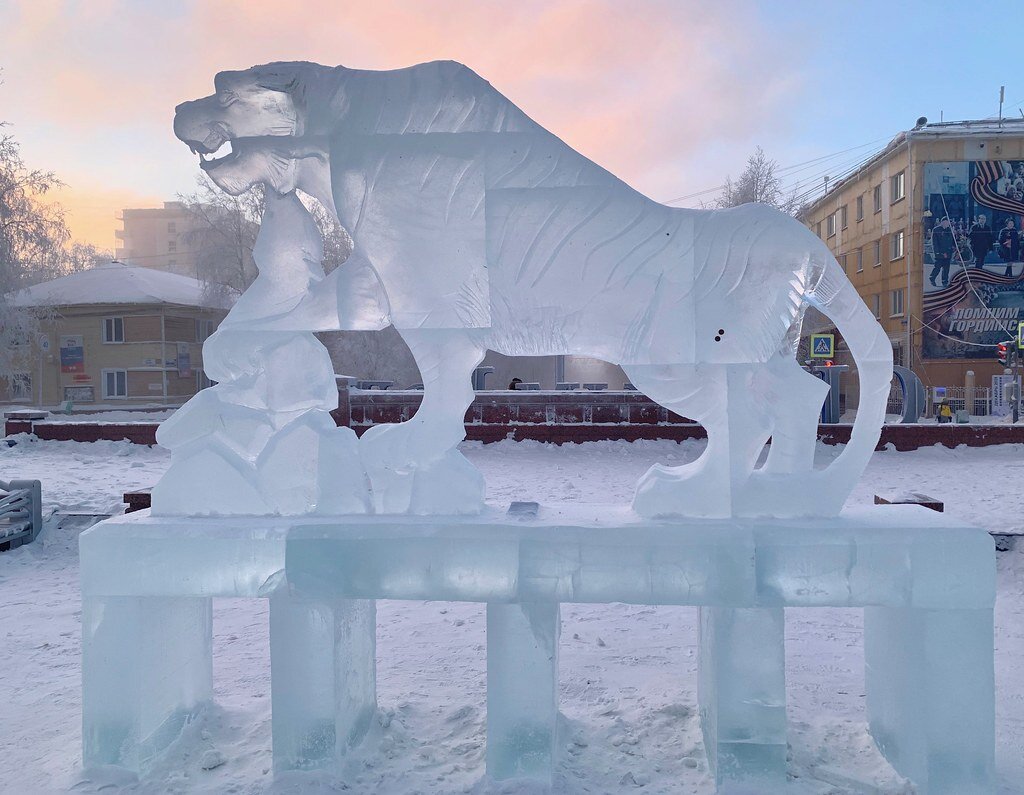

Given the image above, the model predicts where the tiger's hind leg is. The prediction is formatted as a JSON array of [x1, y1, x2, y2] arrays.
[[737, 355, 836, 517], [760, 354, 830, 476], [626, 363, 772, 519]]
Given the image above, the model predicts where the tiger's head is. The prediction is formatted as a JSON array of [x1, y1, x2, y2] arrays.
[[173, 62, 333, 196]]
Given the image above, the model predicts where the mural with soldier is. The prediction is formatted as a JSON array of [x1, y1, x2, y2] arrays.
[[922, 160, 1024, 359]]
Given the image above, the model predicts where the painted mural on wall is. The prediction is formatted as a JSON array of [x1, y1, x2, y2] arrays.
[[922, 160, 1024, 359]]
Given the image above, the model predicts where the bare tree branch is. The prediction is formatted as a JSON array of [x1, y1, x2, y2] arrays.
[[714, 146, 799, 215]]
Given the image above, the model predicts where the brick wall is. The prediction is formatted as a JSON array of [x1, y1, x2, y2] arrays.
[[6, 387, 1024, 449], [23, 422, 159, 445], [346, 388, 695, 429]]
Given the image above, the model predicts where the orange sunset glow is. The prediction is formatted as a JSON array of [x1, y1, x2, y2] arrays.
[[3, 0, 808, 250]]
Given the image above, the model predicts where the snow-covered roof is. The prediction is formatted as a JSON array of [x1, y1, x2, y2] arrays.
[[909, 117, 1024, 138], [802, 118, 1024, 216], [8, 261, 225, 309]]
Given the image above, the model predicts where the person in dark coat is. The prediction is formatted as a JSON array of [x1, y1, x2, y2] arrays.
[[508, 377, 523, 390], [998, 218, 1020, 277], [929, 217, 955, 287], [969, 214, 995, 269]]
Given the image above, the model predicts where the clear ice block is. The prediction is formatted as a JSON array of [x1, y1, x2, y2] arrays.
[[80, 504, 994, 791]]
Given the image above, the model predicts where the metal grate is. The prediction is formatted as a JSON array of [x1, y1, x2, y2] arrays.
[[0, 479, 42, 550]]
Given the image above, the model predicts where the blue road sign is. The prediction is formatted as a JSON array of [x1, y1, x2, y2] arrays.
[[810, 333, 835, 358]]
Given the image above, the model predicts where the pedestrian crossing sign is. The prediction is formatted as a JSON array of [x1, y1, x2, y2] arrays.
[[810, 334, 835, 358]]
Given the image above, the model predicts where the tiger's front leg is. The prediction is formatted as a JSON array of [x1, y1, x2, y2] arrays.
[[358, 328, 487, 514]]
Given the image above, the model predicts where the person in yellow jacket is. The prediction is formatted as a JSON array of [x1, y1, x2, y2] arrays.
[[937, 400, 953, 424]]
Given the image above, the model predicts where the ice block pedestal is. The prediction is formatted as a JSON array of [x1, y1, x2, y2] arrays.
[[80, 504, 995, 793]]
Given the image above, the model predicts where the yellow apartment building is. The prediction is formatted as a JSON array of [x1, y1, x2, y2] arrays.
[[115, 201, 201, 279], [2, 262, 227, 407], [801, 118, 1024, 393]]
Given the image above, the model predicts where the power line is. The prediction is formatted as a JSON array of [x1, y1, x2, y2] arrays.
[[661, 135, 893, 206]]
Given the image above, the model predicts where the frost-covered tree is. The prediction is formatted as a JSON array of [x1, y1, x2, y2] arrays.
[[0, 128, 70, 286], [0, 125, 73, 378], [715, 147, 798, 214], [63, 242, 113, 273], [178, 177, 262, 305], [180, 176, 398, 379], [180, 176, 352, 303]]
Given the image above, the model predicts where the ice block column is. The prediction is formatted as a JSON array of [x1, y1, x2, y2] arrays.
[[269, 594, 376, 771], [82, 595, 212, 771], [698, 607, 786, 792], [486, 602, 560, 781], [865, 607, 995, 794]]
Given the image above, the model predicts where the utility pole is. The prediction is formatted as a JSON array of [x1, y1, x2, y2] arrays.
[[1016, 325, 1022, 423]]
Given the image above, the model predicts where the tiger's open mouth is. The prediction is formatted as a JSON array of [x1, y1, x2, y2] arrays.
[[183, 123, 241, 172]]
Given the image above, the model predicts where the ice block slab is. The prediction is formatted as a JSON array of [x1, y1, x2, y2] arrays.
[[80, 516, 291, 598], [269, 594, 376, 771], [80, 503, 994, 792], [866, 607, 995, 794], [82, 595, 212, 770], [487, 602, 560, 780], [82, 505, 992, 608], [699, 607, 786, 792]]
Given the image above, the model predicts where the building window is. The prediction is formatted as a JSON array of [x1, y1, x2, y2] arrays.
[[891, 287, 905, 317], [856, 195, 864, 221], [891, 171, 905, 203], [168, 241, 177, 253], [815, 221, 822, 238], [839, 254, 847, 273], [103, 317, 124, 343], [826, 213, 836, 237], [890, 229, 905, 260], [873, 184, 882, 213], [168, 221, 177, 233], [196, 318, 216, 342], [892, 343, 905, 368], [873, 240, 881, 267], [102, 369, 128, 399], [840, 205, 848, 229], [197, 370, 214, 391], [872, 293, 881, 318], [11, 372, 31, 401], [856, 248, 863, 273]]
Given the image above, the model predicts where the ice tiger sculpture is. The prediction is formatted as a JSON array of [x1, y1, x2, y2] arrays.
[[171, 60, 892, 518]]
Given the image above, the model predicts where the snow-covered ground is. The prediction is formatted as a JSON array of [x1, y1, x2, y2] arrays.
[[0, 437, 1022, 794]]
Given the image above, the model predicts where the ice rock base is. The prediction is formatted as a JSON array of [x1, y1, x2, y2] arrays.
[[80, 505, 995, 793]]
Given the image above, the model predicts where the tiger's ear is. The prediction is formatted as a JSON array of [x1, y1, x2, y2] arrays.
[[251, 65, 302, 94], [214, 65, 300, 96]]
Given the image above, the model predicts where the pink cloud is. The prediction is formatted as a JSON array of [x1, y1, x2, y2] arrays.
[[2, 0, 807, 202]]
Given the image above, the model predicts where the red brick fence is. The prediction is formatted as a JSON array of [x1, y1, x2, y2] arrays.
[[7, 387, 1024, 450]]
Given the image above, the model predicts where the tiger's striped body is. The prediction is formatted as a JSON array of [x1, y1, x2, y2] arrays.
[[174, 59, 892, 517]]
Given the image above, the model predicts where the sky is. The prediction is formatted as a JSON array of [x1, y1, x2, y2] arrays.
[[0, 0, 1021, 250]]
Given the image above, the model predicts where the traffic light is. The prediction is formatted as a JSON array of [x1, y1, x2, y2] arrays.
[[824, 360, 834, 367], [997, 341, 1012, 367]]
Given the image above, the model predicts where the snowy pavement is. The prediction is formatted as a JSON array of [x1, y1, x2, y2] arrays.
[[0, 437, 1022, 793]]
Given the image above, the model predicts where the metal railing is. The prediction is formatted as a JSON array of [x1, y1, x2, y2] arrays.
[[928, 387, 992, 417], [886, 378, 905, 416], [0, 479, 43, 550]]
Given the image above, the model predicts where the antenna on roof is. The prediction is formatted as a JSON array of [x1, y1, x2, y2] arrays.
[[999, 85, 1005, 128]]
